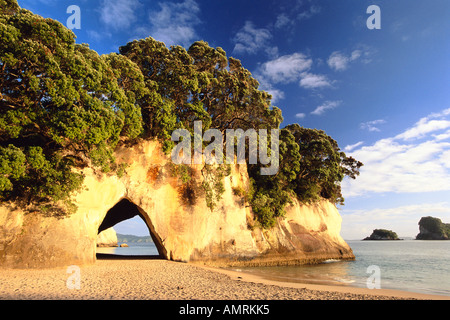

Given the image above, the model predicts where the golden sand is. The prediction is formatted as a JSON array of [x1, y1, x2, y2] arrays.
[[0, 259, 447, 300]]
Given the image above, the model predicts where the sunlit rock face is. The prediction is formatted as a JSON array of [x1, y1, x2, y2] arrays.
[[0, 140, 353, 268], [97, 228, 118, 248]]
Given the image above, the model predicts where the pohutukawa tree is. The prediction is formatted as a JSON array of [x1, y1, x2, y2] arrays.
[[0, 1, 143, 210], [0, 0, 362, 227]]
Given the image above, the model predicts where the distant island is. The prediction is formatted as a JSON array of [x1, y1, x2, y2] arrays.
[[117, 233, 154, 243], [363, 229, 401, 240], [416, 216, 450, 240]]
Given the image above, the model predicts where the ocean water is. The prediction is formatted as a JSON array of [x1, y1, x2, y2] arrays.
[[96, 240, 450, 297], [96, 242, 160, 256], [229, 240, 450, 297]]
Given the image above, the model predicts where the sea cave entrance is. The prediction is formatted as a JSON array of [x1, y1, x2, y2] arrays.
[[96, 198, 166, 260]]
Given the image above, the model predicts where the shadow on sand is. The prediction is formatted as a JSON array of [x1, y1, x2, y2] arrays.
[[96, 253, 163, 260]]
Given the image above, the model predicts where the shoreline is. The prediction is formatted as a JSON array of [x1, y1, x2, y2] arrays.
[[194, 263, 448, 300], [0, 258, 448, 300]]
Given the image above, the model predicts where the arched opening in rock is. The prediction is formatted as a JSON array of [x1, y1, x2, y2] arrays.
[[97, 198, 167, 259]]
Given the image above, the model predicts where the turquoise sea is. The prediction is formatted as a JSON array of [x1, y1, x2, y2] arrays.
[[230, 240, 450, 297], [97, 240, 450, 297]]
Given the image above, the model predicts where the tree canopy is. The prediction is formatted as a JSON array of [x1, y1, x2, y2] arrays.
[[0, 1, 362, 226], [248, 124, 362, 227], [0, 4, 144, 210]]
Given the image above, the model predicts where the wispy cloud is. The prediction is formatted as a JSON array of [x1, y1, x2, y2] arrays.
[[341, 202, 450, 239], [342, 108, 450, 197], [310, 100, 341, 115], [255, 52, 332, 102], [232, 21, 277, 57], [97, 0, 202, 47], [344, 141, 364, 152], [99, 0, 141, 30], [275, 2, 321, 30], [395, 108, 450, 140], [327, 48, 373, 71], [143, 0, 201, 47], [275, 13, 291, 29], [87, 30, 111, 42], [297, 4, 321, 21], [360, 119, 386, 132], [299, 72, 332, 89], [295, 113, 306, 119], [327, 50, 360, 71]]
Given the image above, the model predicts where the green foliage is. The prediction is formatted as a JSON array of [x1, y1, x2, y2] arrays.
[[0, 144, 26, 192], [0, 0, 20, 15], [0, 2, 362, 223], [0, 3, 143, 210], [248, 125, 363, 228], [201, 164, 231, 211], [0, 144, 84, 209], [119, 37, 283, 215], [417, 216, 450, 240], [119, 38, 282, 137], [370, 229, 399, 240], [232, 183, 254, 203], [283, 124, 363, 205], [167, 162, 193, 184]]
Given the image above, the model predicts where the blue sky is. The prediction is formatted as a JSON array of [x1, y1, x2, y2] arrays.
[[17, 0, 450, 239]]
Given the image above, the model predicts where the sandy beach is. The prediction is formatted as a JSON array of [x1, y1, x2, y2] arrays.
[[0, 258, 447, 300]]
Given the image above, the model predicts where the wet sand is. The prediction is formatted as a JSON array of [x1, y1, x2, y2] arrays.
[[0, 259, 447, 300]]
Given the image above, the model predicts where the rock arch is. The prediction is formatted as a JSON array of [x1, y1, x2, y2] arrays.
[[98, 198, 167, 258], [0, 140, 354, 268]]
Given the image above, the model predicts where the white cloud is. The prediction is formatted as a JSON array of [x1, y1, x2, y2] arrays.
[[360, 119, 386, 132], [395, 109, 450, 140], [256, 60, 332, 101], [233, 21, 276, 56], [145, 0, 201, 47], [342, 108, 450, 197], [341, 202, 450, 239], [299, 72, 332, 89], [295, 113, 306, 119], [327, 49, 367, 71], [327, 51, 350, 71], [255, 53, 316, 102], [254, 48, 337, 102], [310, 100, 341, 115], [440, 150, 450, 168], [99, 0, 141, 30], [396, 119, 450, 140], [258, 53, 312, 83], [344, 141, 364, 152], [434, 129, 450, 141], [343, 139, 450, 196]]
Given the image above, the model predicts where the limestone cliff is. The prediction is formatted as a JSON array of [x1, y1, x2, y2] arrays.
[[0, 140, 354, 268], [97, 228, 118, 247]]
